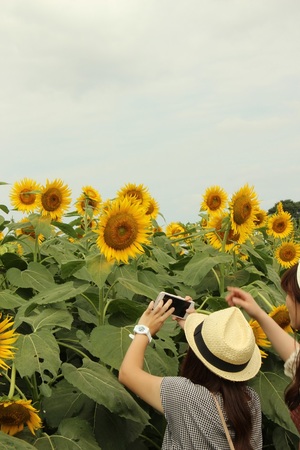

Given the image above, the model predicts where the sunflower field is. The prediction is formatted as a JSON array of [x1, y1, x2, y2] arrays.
[[0, 179, 300, 449]]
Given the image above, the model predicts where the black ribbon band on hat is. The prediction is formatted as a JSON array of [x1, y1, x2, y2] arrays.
[[194, 322, 249, 373]]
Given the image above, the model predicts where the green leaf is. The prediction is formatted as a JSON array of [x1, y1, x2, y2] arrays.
[[0, 204, 9, 214], [6, 261, 55, 291], [0, 432, 36, 448], [0, 252, 27, 270], [151, 247, 176, 267], [0, 290, 26, 309], [42, 380, 94, 428], [25, 281, 89, 308], [61, 260, 86, 279], [183, 253, 232, 286], [250, 361, 298, 435], [51, 221, 79, 239], [34, 418, 102, 450], [62, 359, 149, 424], [80, 321, 179, 376], [117, 277, 158, 299], [15, 330, 61, 381], [21, 307, 73, 332], [94, 405, 146, 450], [86, 254, 114, 289]]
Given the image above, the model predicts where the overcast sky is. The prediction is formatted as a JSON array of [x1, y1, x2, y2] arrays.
[[1, 0, 299, 225]]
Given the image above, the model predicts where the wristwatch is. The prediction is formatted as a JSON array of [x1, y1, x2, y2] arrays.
[[129, 324, 152, 343]]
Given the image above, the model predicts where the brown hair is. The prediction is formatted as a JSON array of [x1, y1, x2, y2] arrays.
[[180, 347, 254, 450], [281, 264, 300, 410]]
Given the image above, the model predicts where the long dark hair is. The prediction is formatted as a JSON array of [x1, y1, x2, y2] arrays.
[[180, 347, 254, 450], [281, 264, 300, 410]]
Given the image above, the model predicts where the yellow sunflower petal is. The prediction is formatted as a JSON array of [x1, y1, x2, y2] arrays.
[[0, 399, 42, 436], [75, 185, 102, 217], [275, 241, 300, 268], [201, 185, 228, 214], [269, 305, 293, 333], [267, 211, 294, 239], [9, 178, 41, 213], [39, 179, 71, 219], [116, 182, 151, 208], [229, 184, 260, 237], [95, 197, 151, 264]]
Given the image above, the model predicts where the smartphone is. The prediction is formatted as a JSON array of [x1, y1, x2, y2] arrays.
[[154, 291, 195, 319]]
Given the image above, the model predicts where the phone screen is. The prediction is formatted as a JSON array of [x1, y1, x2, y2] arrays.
[[161, 293, 191, 318]]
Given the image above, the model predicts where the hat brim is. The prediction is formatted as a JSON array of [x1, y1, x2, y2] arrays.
[[297, 263, 300, 289], [184, 313, 261, 382]]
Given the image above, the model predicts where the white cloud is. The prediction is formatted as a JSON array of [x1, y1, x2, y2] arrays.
[[0, 0, 300, 224]]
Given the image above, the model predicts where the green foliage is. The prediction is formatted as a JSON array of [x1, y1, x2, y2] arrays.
[[0, 207, 299, 449], [268, 199, 300, 222]]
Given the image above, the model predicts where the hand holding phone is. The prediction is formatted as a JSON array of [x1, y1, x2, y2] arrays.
[[154, 291, 195, 319]]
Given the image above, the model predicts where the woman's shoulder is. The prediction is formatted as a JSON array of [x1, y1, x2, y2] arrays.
[[161, 376, 211, 399]]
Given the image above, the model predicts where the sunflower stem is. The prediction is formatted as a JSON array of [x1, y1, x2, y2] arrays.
[[34, 235, 39, 263], [219, 224, 231, 296], [99, 287, 105, 325], [255, 291, 274, 311], [211, 268, 221, 293], [2, 368, 27, 399], [57, 341, 90, 359], [8, 362, 16, 399]]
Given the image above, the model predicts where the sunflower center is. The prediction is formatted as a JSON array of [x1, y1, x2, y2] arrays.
[[233, 196, 252, 225], [41, 188, 62, 212], [208, 195, 222, 211], [279, 244, 296, 262], [104, 213, 138, 250], [20, 190, 36, 205], [272, 310, 290, 329], [0, 403, 30, 426], [272, 218, 287, 233], [21, 225, 36, 239], [81, 199, 97, 211], [254, 213, 264, 226]]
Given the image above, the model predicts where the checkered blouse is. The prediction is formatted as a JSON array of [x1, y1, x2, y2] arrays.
[[160, 377, 262, 450]]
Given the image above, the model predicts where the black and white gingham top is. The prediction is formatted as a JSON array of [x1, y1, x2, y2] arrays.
[[160, 377, 262, 450]]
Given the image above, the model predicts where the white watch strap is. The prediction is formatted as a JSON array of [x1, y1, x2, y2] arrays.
[[129, 325, 152, 343]]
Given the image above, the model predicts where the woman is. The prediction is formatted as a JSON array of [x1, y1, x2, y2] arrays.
[[226, 263, 300, 441], [118, 298, 262, 449]]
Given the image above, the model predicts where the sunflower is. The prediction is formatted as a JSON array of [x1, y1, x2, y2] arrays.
[[275, 241, 300, 268], [269, 305, 293, 334], [39, 179, 71, 219], [165, 222, 186, 240], [201, 185, 228, 214], [205, 212, 246, 252], [95, 197, 151, 264], [9, 178, 41, 213], [249, 319, 270, 358], [229, 184, 260, 238], [0, 398, 42, 435], [0, 315, 18, 370], [267, 211, 294, 239], [253, 209, 268, 228], [75, 185, 102, 217], [15, 218, 44, 244], [117, 182, 151, 208], [276, 201, 284, 214], [0, 231, 4, 241], [145, 196, 159, 220]]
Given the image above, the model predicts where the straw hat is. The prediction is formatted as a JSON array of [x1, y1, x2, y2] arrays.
[[184, 307, 261, 381]]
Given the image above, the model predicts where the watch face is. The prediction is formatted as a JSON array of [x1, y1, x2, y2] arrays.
[[136, 325, 146, 332]]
